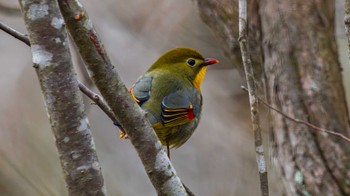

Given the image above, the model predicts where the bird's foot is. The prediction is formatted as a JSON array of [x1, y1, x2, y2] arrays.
[[119, 131, 129, 139], [114, 121, 129, 139]]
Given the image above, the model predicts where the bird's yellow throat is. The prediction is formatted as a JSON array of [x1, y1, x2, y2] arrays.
[[193, 66, 208, 91]]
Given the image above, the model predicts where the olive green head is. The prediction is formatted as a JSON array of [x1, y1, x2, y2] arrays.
[[148, 48, 219, 89]]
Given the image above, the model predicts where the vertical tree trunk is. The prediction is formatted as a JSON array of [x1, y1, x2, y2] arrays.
[[259, 1, 350, 195], [197, 0, 350, 195], [18, 0, 106, 195]]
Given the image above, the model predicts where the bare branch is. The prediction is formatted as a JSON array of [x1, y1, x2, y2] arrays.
[[238, 1, 269, 196], [57, 0, 189, 195], [77, 82, 116, 120], [0, 21, 118, 126], [241, 86, 350, 143], [0, 21, 30, 46], [3, 3, 190, 194], [18, 0, 105, 195]]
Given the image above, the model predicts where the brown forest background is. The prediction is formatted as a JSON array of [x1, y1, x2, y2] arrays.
[[0, 0, 349, 195]]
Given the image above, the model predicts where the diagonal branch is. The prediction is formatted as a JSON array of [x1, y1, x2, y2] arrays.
[[0, 20, 118, 127], [57, 0, 188, 195], [2, 4, 190, 194], [238, 1, 269, 196], [241, 86, 350, 143], [0, 21, 30, 46], [78, 82, 117, 122]]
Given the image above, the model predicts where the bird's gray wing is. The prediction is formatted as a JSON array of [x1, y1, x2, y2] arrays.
[[130, 75, 153, 105], [160, 90, 195, 127]]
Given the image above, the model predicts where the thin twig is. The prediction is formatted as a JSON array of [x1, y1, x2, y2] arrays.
[[241, 86, 350, 143], [0, 21, 119, 127], [238, 1, 269, 196], [0, 22, 30, 46], [78, 82, 117, 121], [181, 182, 195, 196]]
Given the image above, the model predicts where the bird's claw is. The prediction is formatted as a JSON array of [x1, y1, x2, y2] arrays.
[[114, 121, 128, 139], [119, 131, 129, 139]]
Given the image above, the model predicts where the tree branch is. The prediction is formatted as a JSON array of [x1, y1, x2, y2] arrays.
[[18, 0, 105, 195], [0, 21, 30, 46], [3, 2, 191, 193], [0, 20, 118, 128], [57, 0, 189, 195], [238, 1, 269, 196], [77, 82, 116, 121], [241, 86, 350, 143]]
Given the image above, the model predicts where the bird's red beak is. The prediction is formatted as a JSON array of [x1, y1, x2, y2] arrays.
[[201, 58, 219, 66]]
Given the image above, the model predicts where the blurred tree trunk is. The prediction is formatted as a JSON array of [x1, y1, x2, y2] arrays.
[[260, 1, 350, 195], [197, 0, 350, 195], [197, 0, 265, 92]]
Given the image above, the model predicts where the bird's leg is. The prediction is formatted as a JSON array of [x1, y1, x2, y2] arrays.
[[114, 121, 129, 139], [119, 130, 128, 139], [166, 141, 170, 159]]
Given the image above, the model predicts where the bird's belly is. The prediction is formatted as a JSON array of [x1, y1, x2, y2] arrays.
[[153, 118, 199, 148]]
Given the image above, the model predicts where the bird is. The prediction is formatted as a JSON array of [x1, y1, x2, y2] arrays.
[[116, 48, 219, 158]]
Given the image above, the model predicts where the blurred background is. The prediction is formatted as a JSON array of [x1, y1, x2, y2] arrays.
[[0, 0, 349, 195]]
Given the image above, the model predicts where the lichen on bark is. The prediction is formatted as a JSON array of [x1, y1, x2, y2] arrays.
[[18, 0, 106, 195]]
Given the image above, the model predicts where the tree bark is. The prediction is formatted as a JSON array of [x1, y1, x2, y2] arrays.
[[57, 0, 189, 195], [18, 0, 106, 195], [260, 1, 350, 195], [197, 0, 350, 195], [238, 0, 268, 195]]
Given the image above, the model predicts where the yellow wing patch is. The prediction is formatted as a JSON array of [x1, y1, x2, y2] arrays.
[[130, 87, 141, 103]]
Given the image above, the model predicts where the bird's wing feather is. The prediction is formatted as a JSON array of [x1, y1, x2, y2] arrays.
[[161, 91, 195, 127], [130, 75, 152, 105]]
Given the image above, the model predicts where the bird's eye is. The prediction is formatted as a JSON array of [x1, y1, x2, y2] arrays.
[[187, 59, 196, 66]]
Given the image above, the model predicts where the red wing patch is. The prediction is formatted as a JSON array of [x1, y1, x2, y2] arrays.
[[161, 103, 195, 127]]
